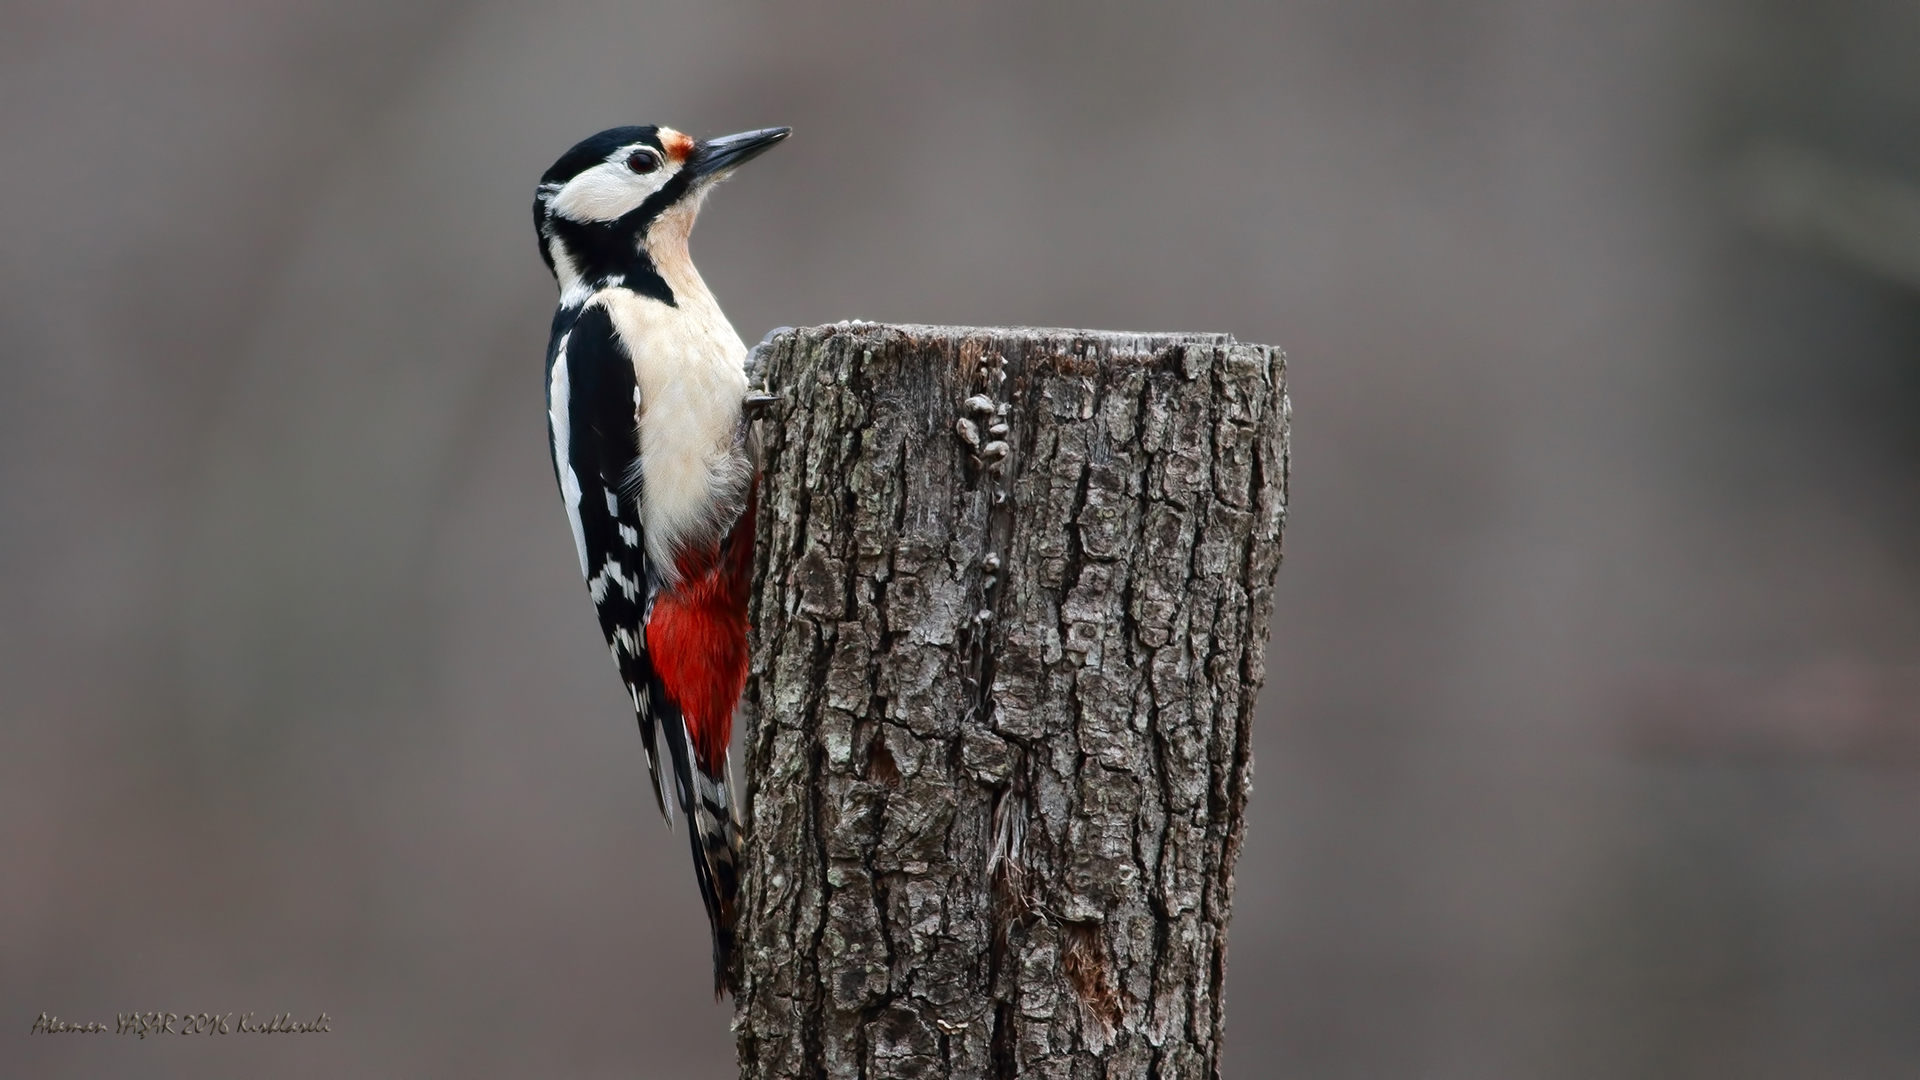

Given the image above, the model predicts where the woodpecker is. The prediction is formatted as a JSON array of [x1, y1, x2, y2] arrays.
[[533, 123, 789, 996]]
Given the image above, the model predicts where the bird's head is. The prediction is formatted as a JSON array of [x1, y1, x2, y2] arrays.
[[533, 124, 790, 304]]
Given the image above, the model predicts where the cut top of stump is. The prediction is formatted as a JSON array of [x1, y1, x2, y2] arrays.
[[750, 323, 1253, 384]]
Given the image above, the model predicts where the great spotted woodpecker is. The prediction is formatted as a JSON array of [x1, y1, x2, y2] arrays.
[[533, 123, 789, 996]]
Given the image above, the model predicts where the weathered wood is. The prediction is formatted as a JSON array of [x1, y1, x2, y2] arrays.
[[735, 324, 1288, 1080]]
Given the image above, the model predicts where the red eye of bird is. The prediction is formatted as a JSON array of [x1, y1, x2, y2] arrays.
[[627, 149, 660, 175]]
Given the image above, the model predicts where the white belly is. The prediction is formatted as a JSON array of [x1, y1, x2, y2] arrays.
[[595, 286, 750, 575]]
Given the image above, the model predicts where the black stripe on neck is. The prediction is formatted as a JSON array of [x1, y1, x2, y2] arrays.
[[548, 217, 675, 306], [542, 162, 701, 308]]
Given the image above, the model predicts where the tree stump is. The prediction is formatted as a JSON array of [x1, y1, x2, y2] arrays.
[[736, 324, 1289, 1080]]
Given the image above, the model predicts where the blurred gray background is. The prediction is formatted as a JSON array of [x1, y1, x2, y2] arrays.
[[5, 1, 1920, 1077]]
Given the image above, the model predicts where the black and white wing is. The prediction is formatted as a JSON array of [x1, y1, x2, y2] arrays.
[[544, 303, 676, 821]]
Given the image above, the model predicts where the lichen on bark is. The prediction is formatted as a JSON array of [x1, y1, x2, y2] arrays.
[[735, 324, 1288, 1080]]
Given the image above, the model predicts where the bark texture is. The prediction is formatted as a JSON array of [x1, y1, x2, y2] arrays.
[[735, 324, 1288, 1080]]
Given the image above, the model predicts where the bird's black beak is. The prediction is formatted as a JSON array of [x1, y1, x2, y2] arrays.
[[688, 126, 791, 183]]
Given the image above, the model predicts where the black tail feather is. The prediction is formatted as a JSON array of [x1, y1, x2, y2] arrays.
[[649, 673, 740, 997], [685, 793, 740, 997]]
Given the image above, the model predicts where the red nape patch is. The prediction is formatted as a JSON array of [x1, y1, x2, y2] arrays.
[[663, 129, 696, 164], [647, 580, 747, 774]]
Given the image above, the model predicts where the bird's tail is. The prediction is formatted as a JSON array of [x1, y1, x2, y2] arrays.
[[686, 762, 741, 998], [648, 684, 740, 997]]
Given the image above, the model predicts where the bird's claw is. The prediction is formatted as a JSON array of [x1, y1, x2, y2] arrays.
[[743, 392, 778, 420]]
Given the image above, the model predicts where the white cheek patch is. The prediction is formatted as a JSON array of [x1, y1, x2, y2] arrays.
[[551, 158, 678, 223]]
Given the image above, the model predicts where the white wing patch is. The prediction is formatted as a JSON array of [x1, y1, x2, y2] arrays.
[[610, 626, 640, 655], [547, 332, 589, 578], [587, 558, 642, 604]]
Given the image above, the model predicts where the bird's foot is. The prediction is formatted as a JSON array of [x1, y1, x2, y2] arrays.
[[743, 392, 778, 420]]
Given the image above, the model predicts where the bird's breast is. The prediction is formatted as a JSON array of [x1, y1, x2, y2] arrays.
[[596, 287, 750, 575]]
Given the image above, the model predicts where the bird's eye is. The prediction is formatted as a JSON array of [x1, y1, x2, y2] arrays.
[[627, 150, 661, 175]]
